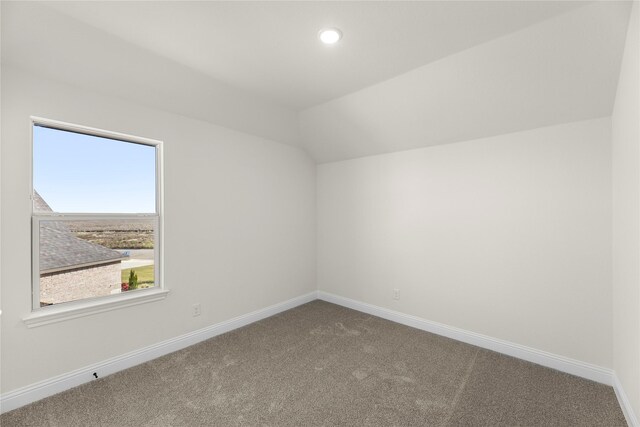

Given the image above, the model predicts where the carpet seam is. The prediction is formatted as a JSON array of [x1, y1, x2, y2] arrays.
[[440, 347, 480, 426]]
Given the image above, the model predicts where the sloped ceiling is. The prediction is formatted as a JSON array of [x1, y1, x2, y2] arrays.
[[37, 0, 588, 110], [1, 1, 633, 163], [1, 2, 301, 146], [300, 2, 632, 162]]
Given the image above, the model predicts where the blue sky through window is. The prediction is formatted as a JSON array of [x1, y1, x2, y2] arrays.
[[33, 125, 156, 213]]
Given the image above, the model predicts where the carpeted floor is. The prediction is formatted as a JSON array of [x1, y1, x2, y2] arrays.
[[1, 300, 627, 426]]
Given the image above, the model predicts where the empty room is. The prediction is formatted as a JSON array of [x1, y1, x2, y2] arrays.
[[1, 1, 639, 425]]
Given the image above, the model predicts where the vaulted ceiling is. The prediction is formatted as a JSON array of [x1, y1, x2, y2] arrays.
[[1, 1, 633, 162], [39, 0, 589, 110]]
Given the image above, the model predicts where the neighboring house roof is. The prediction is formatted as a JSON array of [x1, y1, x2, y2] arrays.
[[34, 190, 55, 212], [35, 191, 127, 274]]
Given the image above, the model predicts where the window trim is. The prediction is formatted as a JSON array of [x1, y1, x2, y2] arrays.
[[23, 288, 170, 328], [29, 117, 165, 320]]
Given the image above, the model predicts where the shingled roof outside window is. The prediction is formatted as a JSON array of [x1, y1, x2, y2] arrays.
[[35, 191, 127, 274]]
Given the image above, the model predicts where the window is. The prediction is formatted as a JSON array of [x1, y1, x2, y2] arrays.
[[31, 118, 163, 313]]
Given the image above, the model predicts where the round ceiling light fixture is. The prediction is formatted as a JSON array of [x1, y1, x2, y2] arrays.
[[319, 28, 342, 44]]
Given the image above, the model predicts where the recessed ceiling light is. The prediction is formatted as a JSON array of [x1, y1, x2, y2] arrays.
[[319, 28, 342, 45]]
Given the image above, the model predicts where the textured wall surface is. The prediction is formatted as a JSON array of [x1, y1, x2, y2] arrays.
[[318, 118, 612, 367], [612, 1, 640, 420], [0, 66, 316, 394]]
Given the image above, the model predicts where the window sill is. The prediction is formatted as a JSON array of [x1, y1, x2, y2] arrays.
[[23, 289, 170, 328]]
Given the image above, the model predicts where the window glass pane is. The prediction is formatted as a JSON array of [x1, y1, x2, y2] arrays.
[[38, 218, 156, 307], [33, 125, 156, 213]]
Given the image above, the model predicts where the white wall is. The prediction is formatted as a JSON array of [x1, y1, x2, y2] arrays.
[[318, 118, 612, 367], [0, 66, 316, 394], [612, 0, 640, 420]]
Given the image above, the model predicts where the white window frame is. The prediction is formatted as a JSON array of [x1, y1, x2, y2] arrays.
[[26, 117, 167, 327]]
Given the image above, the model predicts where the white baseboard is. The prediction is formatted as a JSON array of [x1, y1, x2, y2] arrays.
[[613, 372, 639, 427], [317, 291, 614, 386], [0, 291, 318, 414], [3, 290, 631, 420]]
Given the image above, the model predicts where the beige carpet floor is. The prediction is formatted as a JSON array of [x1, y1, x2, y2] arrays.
[[0, 300, 627, 426]]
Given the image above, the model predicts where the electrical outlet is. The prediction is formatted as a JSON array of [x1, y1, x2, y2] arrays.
[[393, 288, 400, 300], [192, 303, 201, 317]]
